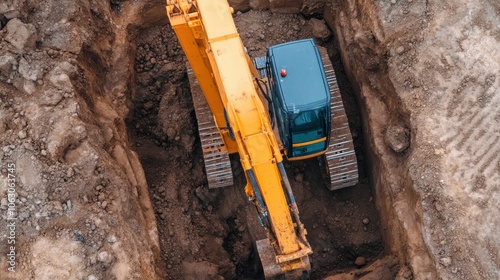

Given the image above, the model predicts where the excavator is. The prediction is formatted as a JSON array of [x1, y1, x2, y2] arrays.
[[165, 0, 358, 278]]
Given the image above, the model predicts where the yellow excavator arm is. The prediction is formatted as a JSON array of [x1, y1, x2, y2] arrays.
[[166, 0, 312, 277]]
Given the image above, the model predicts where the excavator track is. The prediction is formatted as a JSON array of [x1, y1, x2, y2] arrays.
[[319, 48, 359, 190], [187, 66, 234, 189]]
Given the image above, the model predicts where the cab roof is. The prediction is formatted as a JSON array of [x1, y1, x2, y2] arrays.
[[268, 39, 329, 112]]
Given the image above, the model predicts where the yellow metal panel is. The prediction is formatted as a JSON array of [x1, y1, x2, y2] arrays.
[[254, 163, 299, 254], [292, 137, 327, 147], [244, 133, 272, 165], [244, 134, 299, 254], [196, 0, 238, 40], [288, 150, 327, 161]]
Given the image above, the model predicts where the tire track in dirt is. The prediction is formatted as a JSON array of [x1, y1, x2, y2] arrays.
[[411, 2, 500, 278], [440, 79, 500, 181]]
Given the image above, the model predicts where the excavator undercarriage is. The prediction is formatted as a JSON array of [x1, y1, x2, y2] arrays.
[[318, 47, 359, 190], [187, 66, 234, 189]]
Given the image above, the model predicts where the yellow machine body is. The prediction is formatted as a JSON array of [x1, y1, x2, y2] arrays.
[[166, 0, 312, 277]]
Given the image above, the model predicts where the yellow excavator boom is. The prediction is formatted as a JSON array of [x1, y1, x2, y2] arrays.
[[166, 0, 312, 277]]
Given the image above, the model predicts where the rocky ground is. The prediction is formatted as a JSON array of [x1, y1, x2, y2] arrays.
[[0, 1, 162, 279], [326, 0, 500, 279], [0, 0, 498, 279]]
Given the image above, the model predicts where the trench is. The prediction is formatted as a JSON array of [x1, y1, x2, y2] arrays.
[[123, 6, 391, 280]]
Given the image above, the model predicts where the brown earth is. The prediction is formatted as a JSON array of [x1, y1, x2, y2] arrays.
[[0, 0, 498, 280], [325, 0, 500, 279]]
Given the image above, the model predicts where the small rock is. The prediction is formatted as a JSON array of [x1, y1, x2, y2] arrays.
[[66, 200, 72, 210], [19, 57, 42, 81], [89, 255, 97, 265], [40, 150, 47, 156], [396, 46, 405, 55], [355, 256, 366, 266], [3, 10, 21, 20], [310, 18, 331, 41], [440, 257, 452, 267], [107, 234, 118, 244], [362, 218, 370, 225], [98, 193, 106, 201], [24, 142, 33, 150], [5, 18, 37, 51], [49, 72, 73, 92], [87, 275, 99, 280], [18, 130, 27, 139], [67, 167, 74, 178], [0, 53, 17, 76], [434, 202, 444, 212], [40, 90, 63, 106], [52, 201, 63, 211], [384, 125, 410, 153], [101, 201, 108, 209], [96, 185, 104, 191], [166, 127, 177, 140], [391, 0, 396, 4], [98, 251, 113, 265]]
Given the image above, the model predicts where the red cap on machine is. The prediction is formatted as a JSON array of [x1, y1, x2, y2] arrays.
[[280, 69, 287, 77]]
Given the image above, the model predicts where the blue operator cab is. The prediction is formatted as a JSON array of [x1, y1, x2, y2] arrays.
[[267, 38, 331, 160]]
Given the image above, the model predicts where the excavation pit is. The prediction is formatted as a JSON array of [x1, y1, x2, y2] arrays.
[[127, 9, 387, 279]]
